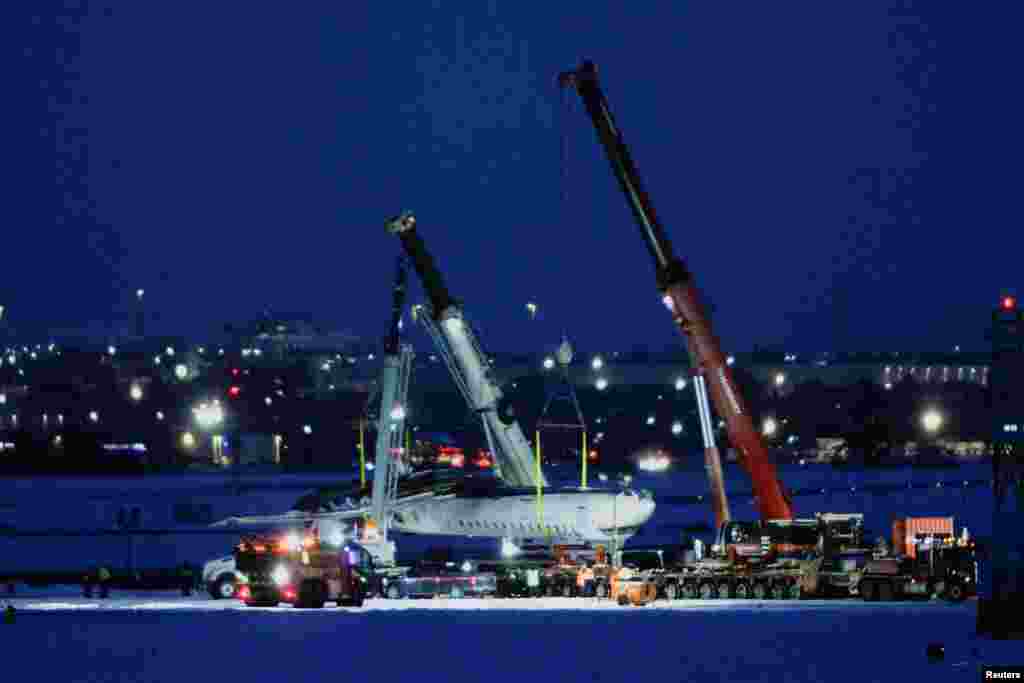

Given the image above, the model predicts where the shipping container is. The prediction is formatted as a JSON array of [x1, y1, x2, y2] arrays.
[[892, 517, 954, 559]]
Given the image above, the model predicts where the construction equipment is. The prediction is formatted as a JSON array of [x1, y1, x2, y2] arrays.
[[369, 258, 415, 547], [386, 210, 544, 490], [558, 60, 791, 522], [611, 565, 659, 606], [860, 520, 977, 602], [604, 513, 867, 600]]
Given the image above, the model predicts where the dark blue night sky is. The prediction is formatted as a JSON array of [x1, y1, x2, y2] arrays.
[[5, 2, 1020, 352]]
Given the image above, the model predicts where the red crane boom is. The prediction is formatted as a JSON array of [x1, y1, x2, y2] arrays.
[[558, 60, 793, 521]]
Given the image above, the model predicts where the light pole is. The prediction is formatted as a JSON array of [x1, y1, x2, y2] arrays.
[[134, 288, 145, 340]]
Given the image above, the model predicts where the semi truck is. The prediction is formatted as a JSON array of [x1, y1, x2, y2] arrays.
[[860, 518, 977, 602]]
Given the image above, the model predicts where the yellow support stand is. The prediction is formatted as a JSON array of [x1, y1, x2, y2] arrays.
[[358, 419, 366, 489], [581, 430, 588, 489], [535, 429, 544, 528]]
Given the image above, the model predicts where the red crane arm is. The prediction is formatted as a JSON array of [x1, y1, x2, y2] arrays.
[[558, 60, 793, 520]]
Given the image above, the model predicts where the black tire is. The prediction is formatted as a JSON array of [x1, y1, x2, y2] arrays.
[[699, 582, 716, 599], [752, 582, 767, 599], [343, 583, 365, 607], [545, 584, 556, 597], [386, 583, 402, 600], [786, 582, 802, 600], [296, 581, 325, 609], [617, 594, 629, 606], [664, 582, 679, 601], [450, 585, 465, 599], [717, 582, 731, 599], [860, 580, 876, 601], [595, 582, 608, 599], [734, 581, 751, 599], [877, 581, 894, 602], [562, 583, 573, 598], [211, 574, 236, 600], [681, 583, 697, 599], [945, 583, 966, 602], [767, 583, 782, 600]]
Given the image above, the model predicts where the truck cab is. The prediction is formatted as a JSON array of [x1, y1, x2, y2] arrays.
[[860, 536, 977, 602]]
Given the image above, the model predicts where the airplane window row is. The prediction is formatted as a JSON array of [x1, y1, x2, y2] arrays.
[[451, 519, 574, 535]]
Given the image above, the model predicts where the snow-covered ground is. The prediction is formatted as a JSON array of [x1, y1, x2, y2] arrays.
[[2, 591, 1018, 682]]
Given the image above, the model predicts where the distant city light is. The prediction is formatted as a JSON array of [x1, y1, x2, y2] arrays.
[[526, 302, 537, 320], [661, 294, 674, 311], [726, 355, 735, 366], [675, 377, 687, 391], [88, 411, 99, 423], [165, 347, 174, 357], [774, 372, 786, 387], [303, 424, 313, 435], [136, 289, 145, 300], [129, 384, 143, 402], [591, 356, 604, 370], [194, 402, 224, 429], [174, 363, 189, 380], [390, 404, 406, 421], [638, 451, 670, 472], [264, 396, 273, 406], [181, 432, 196, 449], [671, 420, 683, 436], [646, 415, 655, 426], [884, 382, 893, 390], [156, 411, 165, 421], [543, 357, 555, 370], [921, 409, 943, 434], [762, 417, 777, 437], [595, 377, 608, 391], [107, 345, 117, 356], [0, 394, 5, 405]]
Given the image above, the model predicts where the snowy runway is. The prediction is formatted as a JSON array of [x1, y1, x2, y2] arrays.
[[4, 591, 1017, 682], [2, 590, 976, 614]]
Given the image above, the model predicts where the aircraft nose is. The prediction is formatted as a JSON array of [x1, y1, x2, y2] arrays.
[[618, 491, 656, 527]]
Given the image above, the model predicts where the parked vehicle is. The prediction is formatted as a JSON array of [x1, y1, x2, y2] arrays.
[[383, 561, 497, 599], [203, 555, 242, 600], [860, 525, 977, 602]]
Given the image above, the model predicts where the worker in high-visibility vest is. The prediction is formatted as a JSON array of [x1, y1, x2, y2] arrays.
[[611, 565, 635, 602]]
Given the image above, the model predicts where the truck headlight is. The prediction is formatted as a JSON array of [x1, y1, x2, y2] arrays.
[[272, 566, 290, 586]]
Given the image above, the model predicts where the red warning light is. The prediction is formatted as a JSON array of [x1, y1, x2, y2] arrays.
[[232, 368, 240, 376], [228, 386, 241, 398], [1002, 296, 1016, 310]]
